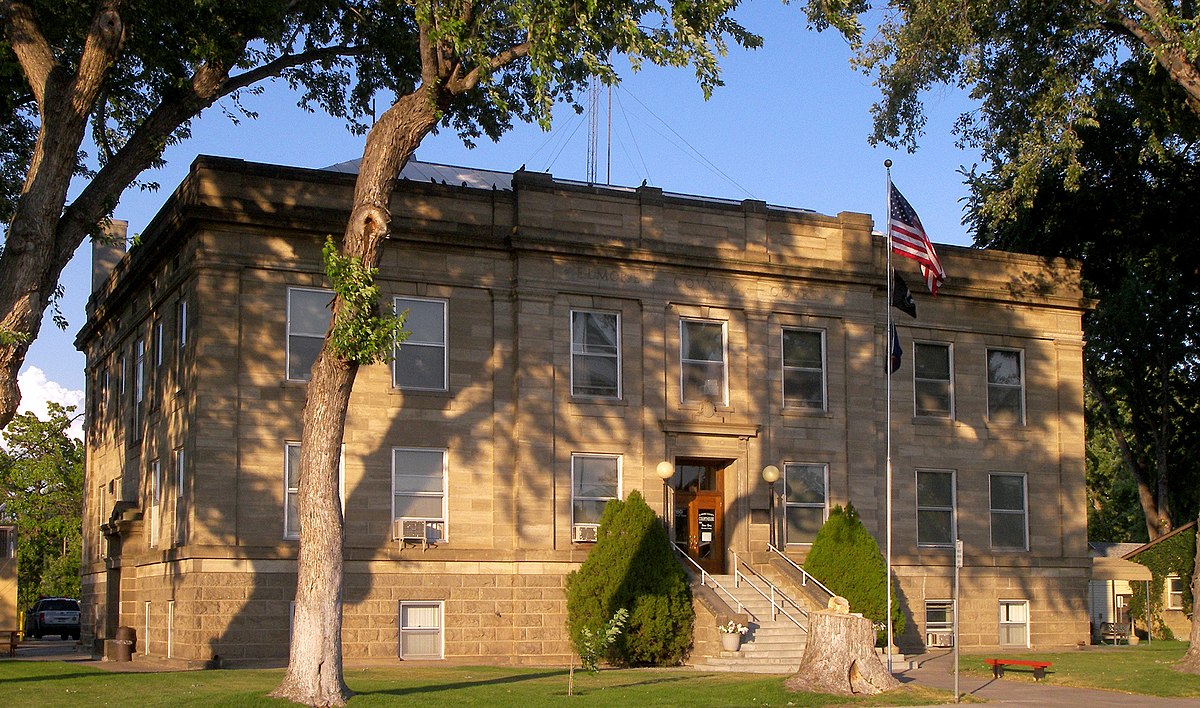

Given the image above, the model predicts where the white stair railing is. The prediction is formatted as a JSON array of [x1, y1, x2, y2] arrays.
[[673, 545, 757, 623], [767, 543, 837, 603], [731, 551, 807, 631]]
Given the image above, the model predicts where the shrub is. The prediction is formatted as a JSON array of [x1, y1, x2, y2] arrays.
[[565, 490, 694, 666], [803, 503, 905, 641]]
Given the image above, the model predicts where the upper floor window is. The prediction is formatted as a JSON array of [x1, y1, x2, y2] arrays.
[[571, 310, 621, 398], [916, 469, 955, 547], [989, 473, 1028, 550], [392, 448, 447, 542], [784, 462, 827, 545], [571, 454, 621, 529], [914, 342, 953, 418], [393, 297, 447, 391], [782, 328, 825, 410], [133, 338, 145, 432], [287, 287, 332, 381], [681, 319, 726, 404], [987, 349, 1024, 424]]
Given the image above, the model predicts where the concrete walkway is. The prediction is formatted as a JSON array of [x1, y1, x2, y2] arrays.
[[897, 649, 1200, 706]]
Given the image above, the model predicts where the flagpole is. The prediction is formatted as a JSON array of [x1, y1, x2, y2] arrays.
[[884, 159, 894, 675]]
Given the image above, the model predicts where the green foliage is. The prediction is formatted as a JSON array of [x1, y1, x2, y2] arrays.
[[803, 503, 905, 641], [576, 607, 628, 673], [565, 490, 693, 666], [1127, 525, 1196, 640], [321, 237, 407, 365], [0, 404, 84, 608]]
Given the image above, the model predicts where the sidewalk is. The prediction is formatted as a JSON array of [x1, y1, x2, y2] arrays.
[[897, 649, 1200, 706]]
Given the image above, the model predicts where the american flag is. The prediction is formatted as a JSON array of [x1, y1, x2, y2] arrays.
[[889, 183, 946, 295]]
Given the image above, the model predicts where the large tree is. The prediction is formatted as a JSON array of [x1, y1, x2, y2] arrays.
[[274, 2, 865, 704], [0, 403, 83, 610], [851, 0, 1200, 670], [0, 0, 431, 431]]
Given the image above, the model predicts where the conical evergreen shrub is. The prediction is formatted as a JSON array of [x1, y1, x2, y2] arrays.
[[803, 503, 905, 640], [565, 490, 694, 665]]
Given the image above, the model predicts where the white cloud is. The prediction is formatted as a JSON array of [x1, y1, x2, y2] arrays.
[[14, 366, 85, 441]]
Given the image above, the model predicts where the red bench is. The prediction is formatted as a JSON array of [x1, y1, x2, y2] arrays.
[[985, 658, 1052, 681]]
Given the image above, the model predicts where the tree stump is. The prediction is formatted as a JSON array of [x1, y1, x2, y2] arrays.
[[784, 610, 900, 696]]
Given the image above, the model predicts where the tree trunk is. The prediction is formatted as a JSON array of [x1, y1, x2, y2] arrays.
[[270, 87, 439, 707], [1178, 511, 1200, 674], [785, 610, 900, 696]]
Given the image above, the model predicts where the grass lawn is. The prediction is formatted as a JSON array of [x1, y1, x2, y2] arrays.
[[959, 640, 1200, 697], [0, 662, 954, 707]]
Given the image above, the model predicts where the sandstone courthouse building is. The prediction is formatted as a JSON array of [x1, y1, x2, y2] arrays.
[[77, 156, 1090, 665]]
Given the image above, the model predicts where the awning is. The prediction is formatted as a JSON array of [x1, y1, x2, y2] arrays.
[[1092, 556, 1153, 581]]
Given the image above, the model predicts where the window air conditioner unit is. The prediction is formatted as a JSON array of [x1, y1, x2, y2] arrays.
[[926, 632, 954, 648], [395, 519, 430, 551], [572, 525, 598, 543]]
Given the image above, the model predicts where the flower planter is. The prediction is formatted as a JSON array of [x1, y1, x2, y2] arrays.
[[720, 632, 742, 652]]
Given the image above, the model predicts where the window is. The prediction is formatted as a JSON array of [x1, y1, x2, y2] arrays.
[[784, 463, 827, 544], [925, 600, 955, 647], [287, 287, 332, 381], [392, 297, 447, 390], [392, 448, 447, 542], [990, 474, 1028, 550], [399, 601, 443, 659], [987, 349, 1024, 424], [916, 470, 955, 547], [1168, 576, 1185, 610], [782, 328, 825, 410], [133, 338, 145, 431], [148, 458, 161, 547], [999, 600, 1029, 647], [174, 448, 187, 545], [914, 342, 952, 417], [571, 310, 621, 398], [681, 319, 726, 403], [0, 526, 14, 559], [571, 454, 621, 528], [284, 442, 345, 540], [176, 298, 188, 384]]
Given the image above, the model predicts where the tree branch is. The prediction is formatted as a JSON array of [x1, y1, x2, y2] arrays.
[[3, 0, 56, 106], [222, 43, 368, 95]]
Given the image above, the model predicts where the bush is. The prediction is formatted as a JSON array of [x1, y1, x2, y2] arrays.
[[803, 503, 905, 641], [565, 490, 694, 666]]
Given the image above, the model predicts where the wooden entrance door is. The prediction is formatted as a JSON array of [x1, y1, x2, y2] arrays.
[[672, 458, 727, 574]]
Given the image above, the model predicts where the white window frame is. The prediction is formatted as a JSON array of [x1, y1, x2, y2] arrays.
[[781, 327, 826, 411], [174, 447, 186, 545], [284, 442, 345, 540], [916, 469, 956, 548], [913, 341, 954, 418], [570, 453, 622, 530], [783, 462, 828, 546], [989, 473, 1029, 551], [176, 298, 188, 387], [680, 318, 728, 404], [998, 599, 1030, 647], [986, 348, 1026, 424], [133, 338, 145, 432], [392, 296, 448, 391], [570, 309, 622, 399], [1168, 575, 1185, 611], [392, 447, 448, 542], [286, 287, 333, 382], [148, 458, 161, 547], [398, 600, 444, 659]]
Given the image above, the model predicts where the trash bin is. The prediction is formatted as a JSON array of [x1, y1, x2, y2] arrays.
[[112, 626, 135, 662]]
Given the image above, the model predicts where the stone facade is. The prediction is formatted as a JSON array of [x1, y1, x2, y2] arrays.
[[76, 156, 1090, 666]]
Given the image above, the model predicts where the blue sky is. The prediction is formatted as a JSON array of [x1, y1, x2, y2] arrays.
[[18, 4, 980, 419]]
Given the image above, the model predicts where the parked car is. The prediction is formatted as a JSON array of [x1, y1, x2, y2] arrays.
[[25, 597, 80, 640]]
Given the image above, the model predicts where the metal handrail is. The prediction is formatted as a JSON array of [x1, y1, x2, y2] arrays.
[[731, 551, 807, 631], [673, 545, 757, 623], [766, 543, 838, 602]]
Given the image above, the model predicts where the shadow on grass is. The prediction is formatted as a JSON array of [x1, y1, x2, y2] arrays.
[[351, 669, 568, 697]]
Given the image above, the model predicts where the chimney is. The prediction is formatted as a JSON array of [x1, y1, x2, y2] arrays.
[[92, 219, 127, 293]]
